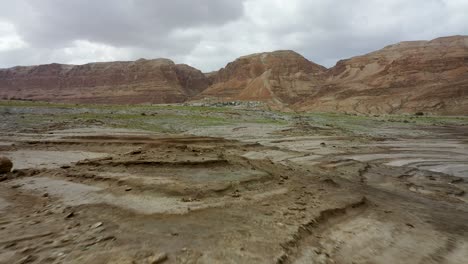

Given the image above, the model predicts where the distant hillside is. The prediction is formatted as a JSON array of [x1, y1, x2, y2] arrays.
[[295, 36, 468, 115], [0, 58, 209, 104], [196, 50, 326, 109], [1, 35, 467, 115]]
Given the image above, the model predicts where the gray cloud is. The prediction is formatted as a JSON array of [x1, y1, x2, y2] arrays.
[[0, 0, 467, 71]]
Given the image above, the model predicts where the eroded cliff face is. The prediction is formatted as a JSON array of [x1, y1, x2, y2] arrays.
[[197, 50, 326, 108], [0, 58, 210, 104], [1, 36, 467, 115], [295, 36, 468, 115]]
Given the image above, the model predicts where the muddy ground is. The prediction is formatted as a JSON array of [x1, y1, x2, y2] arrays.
[[0, 101, 468, 263]]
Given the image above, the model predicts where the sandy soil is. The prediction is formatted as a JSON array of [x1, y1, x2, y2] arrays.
[[1, 106, 468, 263]]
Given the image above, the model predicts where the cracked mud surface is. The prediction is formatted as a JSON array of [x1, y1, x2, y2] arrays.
[[1, 103, 468, 263]]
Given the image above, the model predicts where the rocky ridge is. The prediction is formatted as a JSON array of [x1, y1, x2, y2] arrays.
[[295, 35, 468, 115], [1, 35, 467, 115], [197, 50, 326, 109], [0, 58, 209, 104]]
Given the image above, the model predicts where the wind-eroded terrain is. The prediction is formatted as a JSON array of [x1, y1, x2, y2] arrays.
[[1, 100, 468, 263]]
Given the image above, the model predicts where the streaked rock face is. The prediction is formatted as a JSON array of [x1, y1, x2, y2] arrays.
[[1, 35, 467, 115], [197, 50, 326, 109], [295, 36, 468, 115], [0, 58, 210, 104]]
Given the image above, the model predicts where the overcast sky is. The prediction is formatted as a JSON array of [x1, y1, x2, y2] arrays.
[[0, 0, 467, 71]]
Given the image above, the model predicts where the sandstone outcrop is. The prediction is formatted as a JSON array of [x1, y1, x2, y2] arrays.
[[1, 36, 467, 115], [0, 58, 209, 104], [295, 36, 468, 115], [197, 50, 326, 109]]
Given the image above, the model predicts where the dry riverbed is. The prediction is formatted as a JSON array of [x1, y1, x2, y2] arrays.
[[0, 101, 467, 263]]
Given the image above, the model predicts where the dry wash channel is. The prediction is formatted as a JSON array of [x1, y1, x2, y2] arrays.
[[0, 126, 467, 263]]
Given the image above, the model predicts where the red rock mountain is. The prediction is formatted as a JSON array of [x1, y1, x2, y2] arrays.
[[0, 58, 209, 104], [1, 35, 467, 115], [295, 36, 468, 115], [197, 50, 326, 109]]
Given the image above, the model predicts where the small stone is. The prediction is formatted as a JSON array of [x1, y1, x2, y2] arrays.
[[125, 187, 132, 192], [20, 246, 36, 254], [129, 149, 142, 155], [17, 255, 37, 264], [65, 212, 75, 219], [91, 222, 103, 229], [146, 252, 168, 264], [97, 235, 116, 242], [30, 220, 41, 225], [181, 197, 193, 202], [3, 242, 16, 249], [0, 156, 13, 174], [42, 193, 49, 197], [288, 206, 306, 211]]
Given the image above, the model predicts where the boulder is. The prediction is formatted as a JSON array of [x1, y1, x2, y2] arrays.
[[0, 156, 13, 174]]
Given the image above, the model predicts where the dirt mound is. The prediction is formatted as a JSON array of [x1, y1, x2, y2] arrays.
[[0, 58, 210, 104]]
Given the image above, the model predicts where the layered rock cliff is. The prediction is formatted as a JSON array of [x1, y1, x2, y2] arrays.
[[1, 35, 467, 115], [0, 58, 209, 104], [295, 36, 468, 115], [197, 50, 326, 108]]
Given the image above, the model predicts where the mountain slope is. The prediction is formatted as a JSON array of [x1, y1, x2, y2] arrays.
[[295, 36, 468, 115], [197, 50, 326, 108], [0, 58, 210, 104], [1, 36, 467, 115]]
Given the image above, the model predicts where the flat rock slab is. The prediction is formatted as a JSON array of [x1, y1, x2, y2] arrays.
[[0, 150, 108, 170]]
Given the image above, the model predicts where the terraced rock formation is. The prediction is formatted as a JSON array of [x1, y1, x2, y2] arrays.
[[1, 35, 467, 114], [295, 35, 468, 115], [0, 58, 209, 104], [197, 50, 326, 109]]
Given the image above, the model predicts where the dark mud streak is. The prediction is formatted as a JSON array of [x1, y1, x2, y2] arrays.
[[78, 159, 230, 168], [276, 197, 368, 264], [358, 163, 371, 184]]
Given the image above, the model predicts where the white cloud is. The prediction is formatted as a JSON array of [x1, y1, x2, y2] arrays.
[[0, 21, 27, 52], [0, 0, 467, 71], [59, 40, 132, 65]]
